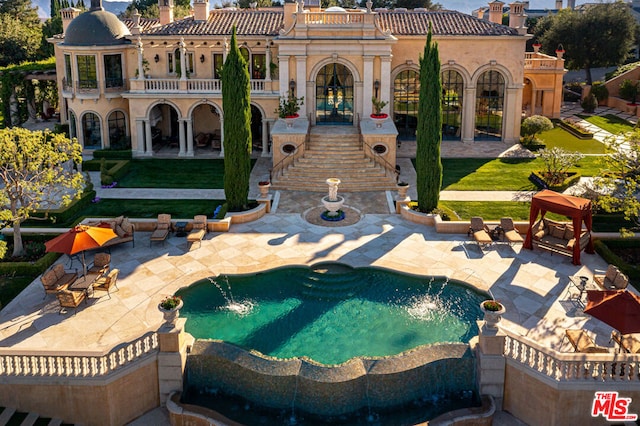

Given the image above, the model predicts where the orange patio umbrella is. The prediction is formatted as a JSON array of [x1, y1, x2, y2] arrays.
[[45, 225, 117, 275], [585, 290, 640, 335]]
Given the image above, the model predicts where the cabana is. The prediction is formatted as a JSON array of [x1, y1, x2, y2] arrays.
[[523, 190, 595, 265]]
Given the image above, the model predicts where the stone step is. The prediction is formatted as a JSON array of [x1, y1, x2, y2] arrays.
[[271, 181, 396, 192], [295, 156, 371, 164]]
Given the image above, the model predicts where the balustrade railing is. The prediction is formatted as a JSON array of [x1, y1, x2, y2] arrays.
[[503, 331, 640, 383], [0, 332, 158, 378], [187, 79, 221, 92], [144, 78, 180, 92], [304, 12, 364, 25]]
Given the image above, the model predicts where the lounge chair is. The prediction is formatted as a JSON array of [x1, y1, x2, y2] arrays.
[[611, 331, 640, 354], [469, 217, 493, 248], [500, 217, 524, 245], [56, 289, 86, 315], [565, 329, 609, 353], [150, 214, 171, 246], [87, 253, 110, 276], [594, 265, 628, 290], [92, 269, 120, 299], [186, 215, 207, 249]]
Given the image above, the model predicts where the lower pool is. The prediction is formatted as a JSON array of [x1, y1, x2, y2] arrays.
[[178, 263, 486, 365]]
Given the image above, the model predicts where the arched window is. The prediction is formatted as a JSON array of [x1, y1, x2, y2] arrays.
[[441, 70, 464, 140], [108, 111, 128, 149], [82, 112, 102, 149], [69, 110, 77, 140], [475, 70, 505, 140], [393, 69, 419, 140]]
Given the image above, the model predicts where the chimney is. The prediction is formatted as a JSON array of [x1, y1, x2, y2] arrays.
[[488, 0, 504, 25], [508, 2, 527, 35], [555, 0, 562, 9], [90, 0, 104, 11], [159, 0, 174, 25], [473, 7, 486, 19], [194, 0, 209, 21], [61, 7, 81, 34], [567, 0, 575, 9]]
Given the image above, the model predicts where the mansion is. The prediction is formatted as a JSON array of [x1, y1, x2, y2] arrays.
[[51, 0, 566, 159]]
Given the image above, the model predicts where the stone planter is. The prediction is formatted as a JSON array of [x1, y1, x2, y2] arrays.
[[159, 300, 183, 328], [396, 183, 409, 198], [480, 301, 505, 330], [258, 182, 271, 197], [370, 114, 388, 128], [284, 114, 299, 128]]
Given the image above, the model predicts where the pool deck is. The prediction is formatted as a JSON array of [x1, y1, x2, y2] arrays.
[[0, 204, 614, 355]]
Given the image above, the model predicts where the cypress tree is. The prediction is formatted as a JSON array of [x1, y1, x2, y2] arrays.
[[221, 26, 251, 211], [416, 27, 442, 213]]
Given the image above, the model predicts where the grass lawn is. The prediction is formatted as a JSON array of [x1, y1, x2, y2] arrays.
[[577, 114, 635, 135], [436, 156, 603, 191], [117, 159, 255, 189], [81, 199, 225, 219], [538, 127, 606, 154]]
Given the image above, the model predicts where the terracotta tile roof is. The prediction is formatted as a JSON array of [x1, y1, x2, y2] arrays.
[[376, 10, 519, 36], [144, 10, 284, 36], [122, 17, 160, 32]]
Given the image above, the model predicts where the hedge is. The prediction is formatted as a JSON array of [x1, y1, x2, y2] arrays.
[[92, 149, 133, 160], [594, 239, 640, 288], [0, 251, 60, 276], [83, 159, 119, 172], [28, 187, 96, 226]]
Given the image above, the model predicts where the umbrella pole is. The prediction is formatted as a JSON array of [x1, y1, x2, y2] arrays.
[[82, 251, 87, 277]]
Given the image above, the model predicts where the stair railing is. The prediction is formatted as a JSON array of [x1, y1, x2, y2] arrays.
[[357, 113, 400, 182], [269, 113, 311, 182]]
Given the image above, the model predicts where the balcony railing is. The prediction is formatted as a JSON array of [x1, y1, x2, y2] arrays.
[[77, 79, 98, 90], [524, 53, 563, 70], [303, 12, 365, 25], [140, 78, 267, 93]]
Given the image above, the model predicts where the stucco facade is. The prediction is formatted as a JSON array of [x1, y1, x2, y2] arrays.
[[51, 0, 565, 158]]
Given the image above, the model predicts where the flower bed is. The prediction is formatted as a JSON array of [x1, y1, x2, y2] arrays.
[[557, 119, 593, 140]]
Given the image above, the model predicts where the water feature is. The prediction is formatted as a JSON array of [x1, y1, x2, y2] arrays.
[[321, 178, 345, 221], [181, 263, 486, 421]]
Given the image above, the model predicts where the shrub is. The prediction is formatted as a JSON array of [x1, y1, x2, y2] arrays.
[[538, 147, 584, 185], [521, 115, 553, 144], [605, 62, 640, 81], [590, 83, 608, 102], [93, 149, 133, 160], [619, 79, 639, 104], [581, 93, 597, 113], [0, 240, 7, 260]]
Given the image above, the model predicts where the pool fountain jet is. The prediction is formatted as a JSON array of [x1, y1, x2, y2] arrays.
[[321, 178, 345, 221], [207, 276, 254, 315]]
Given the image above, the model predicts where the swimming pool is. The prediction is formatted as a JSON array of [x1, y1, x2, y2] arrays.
[[178, 263, 486, 364]]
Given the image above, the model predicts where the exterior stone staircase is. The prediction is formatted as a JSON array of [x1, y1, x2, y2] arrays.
[[271, 126, 397, 192], [0, 407, 65, 425]]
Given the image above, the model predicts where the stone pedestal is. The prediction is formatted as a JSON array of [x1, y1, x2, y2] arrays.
[[476, 320, 506, 410], [158, 318, 193, 406], [257, 195, 272, 213], [395, 197, 411, 214]]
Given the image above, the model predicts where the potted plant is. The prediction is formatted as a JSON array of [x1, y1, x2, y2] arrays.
[[158, 295, 183, 327], [480, 300, 506, 329], [276, 95, 304, 127], [258, 180, 271, 197], [396, 181, 409, 198], [371, 96, 389, 128], [619, 79, 639, 113]]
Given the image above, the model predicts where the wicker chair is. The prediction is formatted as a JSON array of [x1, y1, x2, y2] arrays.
[[56, 289, 86, 315], [88, 253, 110, 276], [500, 217, 524, 245], [469, 217, 492, 248], [92, 269, 120, 299], [186, 215, 207, 249]]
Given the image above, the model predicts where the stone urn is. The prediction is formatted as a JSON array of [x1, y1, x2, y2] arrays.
[[396, 182, 409, 198], [322, 178, 344, 217], [480, 300, 505, 330], [158, 299, 183, 328], [284, 114, 299, 128], [258, 181, 271, 197]]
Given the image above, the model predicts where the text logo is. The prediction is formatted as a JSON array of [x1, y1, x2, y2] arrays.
[[592, 391, 638, 421]]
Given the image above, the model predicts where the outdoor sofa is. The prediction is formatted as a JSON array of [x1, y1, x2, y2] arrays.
[[86, 216, 135, 248], [41, 264, 77, 297], [530, 218, 590, 258]]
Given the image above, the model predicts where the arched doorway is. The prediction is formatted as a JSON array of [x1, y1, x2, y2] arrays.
[[315, 63, 354, 124], [82, 112, 102, 149], [475, 70, 505, 141], [149, 103, 179, 151], [442, 70, 464, 140], [251, 104, 263, 151], [393, 69, 419, 140], [191, 103, 221, 151], [108, 110, 129, 149]]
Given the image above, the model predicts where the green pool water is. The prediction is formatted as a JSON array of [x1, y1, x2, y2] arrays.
[[178, 264, 486, 365]]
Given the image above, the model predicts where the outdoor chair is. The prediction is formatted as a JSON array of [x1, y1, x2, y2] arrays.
[[150, 214, 171, 246], [565, 329, 609, 353], [92, 269, 120, 299], [186, 215, 207, 249], [469, 217, 493, 248], [594, 265, 628, 290], [611, 331, 640, 354], [500, 217, 524, 245], [87, 253, 110, 276], [41, 264, 77, 299], [56, 289, 86, 315]]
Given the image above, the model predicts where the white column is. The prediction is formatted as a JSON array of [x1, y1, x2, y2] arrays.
[[279, 55, 290, 97], [219, 117, 225, 157], [261, 119, 269, 157], [379, 56, 392, 113], [144, 120, 153, 155], [136, 38, 145, 81], [265, 41, 272, 82], [185, 118, 193, 156], [179, 37, 187, 81], [462, 87, 476, 143], [363, 56, 374, 117], [295, 55, 306, 99], [503, 86, 520, 144], [136, 119, 145, 156]]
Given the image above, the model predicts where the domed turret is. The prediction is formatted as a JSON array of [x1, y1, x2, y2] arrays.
[[64, 0, 131, 46]]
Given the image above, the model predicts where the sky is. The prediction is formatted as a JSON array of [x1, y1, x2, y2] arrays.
[[35, 0, 591, 18]]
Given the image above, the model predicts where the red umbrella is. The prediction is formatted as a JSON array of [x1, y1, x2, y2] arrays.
[[45, 225, 117, 274], [585, 290, 640, 335]]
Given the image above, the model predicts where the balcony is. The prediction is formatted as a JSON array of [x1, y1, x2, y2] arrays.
[[524, 53, 563, 70], [130, 78, 275, 94]]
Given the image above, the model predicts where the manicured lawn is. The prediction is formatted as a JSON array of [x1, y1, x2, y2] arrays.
[[577, 114, 635, 135], [538, 127, 606, 154], [117, 159, 256, 189], [81, 199, 225, 219], [437, 156, 603, 191]]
